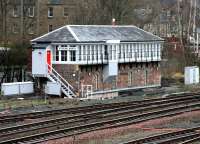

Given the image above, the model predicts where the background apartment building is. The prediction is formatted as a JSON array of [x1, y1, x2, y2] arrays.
[[0, 0, 76, 44]]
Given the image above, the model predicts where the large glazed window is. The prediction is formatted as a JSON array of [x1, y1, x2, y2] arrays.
[[61, 51, 67, 61], [70, 51, 76, 61]]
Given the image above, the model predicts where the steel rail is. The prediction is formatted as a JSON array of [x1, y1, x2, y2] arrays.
[[179, 136, 200, 144], [0, 97, 199, 139], [1, 101, 200, 143], [0, 92, 198, 124], [120, 127, 200, 144]]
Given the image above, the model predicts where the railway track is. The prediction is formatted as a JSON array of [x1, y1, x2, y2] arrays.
[[121, 126, 200, 144], [0, 92, 200, 143], [0, 96, 199, 139], [0, 92, 198, 124]]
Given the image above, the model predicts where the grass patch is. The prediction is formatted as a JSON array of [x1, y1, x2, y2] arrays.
[[0, 99, 48, 110], [0, 97, 81, 111]]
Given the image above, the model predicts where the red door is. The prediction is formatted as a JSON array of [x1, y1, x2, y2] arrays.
[[47, 50, 52, 73]]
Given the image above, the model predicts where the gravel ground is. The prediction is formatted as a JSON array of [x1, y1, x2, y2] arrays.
[[0, 85, 193, 116], [46, 110, 200, 144], [1, 85, 200, 143]]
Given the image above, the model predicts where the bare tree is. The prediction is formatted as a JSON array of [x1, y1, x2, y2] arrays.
[[130, 0, 161, 28], [71, 0, 133, 25], [0, 0, 10, 46]]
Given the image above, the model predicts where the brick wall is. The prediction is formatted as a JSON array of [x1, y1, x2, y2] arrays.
[[53, 63, 161, 96], [53, 64, 79, 91]]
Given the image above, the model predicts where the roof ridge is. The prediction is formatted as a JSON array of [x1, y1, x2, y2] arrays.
[[68, 25, 135, 27], [31, 25, 67, 42], [67, 26, 80, 41], [132, 25, 164, 41]]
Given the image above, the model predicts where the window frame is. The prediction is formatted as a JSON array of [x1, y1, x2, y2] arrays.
[[63, 7, 68, 17], [48, 25, 53, 32], [13, 23, 18, 34], [28, 23, 34, 34], [48, 7, 54, 17], [61, 50, 68, 61], [70, 50, 76, 62], [28, 7, 35, 17], [13, 6, 19, 17]]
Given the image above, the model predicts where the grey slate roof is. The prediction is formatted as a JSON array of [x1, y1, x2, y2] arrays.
[[33, 27, 76, 43], [32, 25, 163, 43]]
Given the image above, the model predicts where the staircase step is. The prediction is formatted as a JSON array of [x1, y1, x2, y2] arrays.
[[47, 71, 76, 98]]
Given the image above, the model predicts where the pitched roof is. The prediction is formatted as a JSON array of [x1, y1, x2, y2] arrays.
[[32, 25, 164, 43]]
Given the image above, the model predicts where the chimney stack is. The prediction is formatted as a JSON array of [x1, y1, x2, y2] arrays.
[[112, 18, 116, 26]]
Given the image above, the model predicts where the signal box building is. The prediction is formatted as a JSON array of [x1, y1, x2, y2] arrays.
[[31, 25, 164, 98]]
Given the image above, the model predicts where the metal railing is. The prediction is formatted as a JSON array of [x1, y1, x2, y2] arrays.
[[47, 63, 76, 97]]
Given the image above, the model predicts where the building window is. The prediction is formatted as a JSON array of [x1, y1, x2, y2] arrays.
[[70, 51, 76, 61], [150, 43, 153, 58], [96, 45, 99, 61], [137, 44, 140, 59], [109, 45, 112, 60], [61, 50, 67, 61], [104, 45, 108, 60], [13, 6, 19, 17], [125, 44, 128, 59], [83, 45, 86, 61], [53, 46, 59, 61], [48, 7, 53, 17], [113, 45, 116, 60], [55, 46, 59, 61], [28, 7, 34, 17], [48, 25, 53, 32], [157, 43, 160, 57], [128, 71, 133, 86], [119, 45, 121, 59], [28, 23, 34, 34], [146, 44, 149, 58], [87, 45, 91, 61], [63, 7, 68, 17], [91, 45, 94, 60], [79, 45, 82, 61], [13, 24, 18, 33]]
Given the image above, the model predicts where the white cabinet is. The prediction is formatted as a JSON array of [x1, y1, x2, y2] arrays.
[[45, 82, 61, 96], [1, 82, 34, 96], [184, 66, 199, 85], [32, 49, 47, 76]]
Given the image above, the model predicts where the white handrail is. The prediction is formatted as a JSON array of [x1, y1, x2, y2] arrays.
[[47, 64, 74, 90]]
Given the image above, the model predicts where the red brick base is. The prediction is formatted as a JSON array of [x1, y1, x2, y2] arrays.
[[53, 62, 161, 97]]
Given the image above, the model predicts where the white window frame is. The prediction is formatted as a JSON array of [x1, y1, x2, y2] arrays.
[[28, 7, 35, 17], [61, 50, 68, 61], [13, 6, 19, 17], [70, 50, 76, 62], [48, 7, 53, 17], [13, 24, 18, 34], [53, 46, 59, 61], [28, 23, 34, 34], [63, 7, 68, 17]]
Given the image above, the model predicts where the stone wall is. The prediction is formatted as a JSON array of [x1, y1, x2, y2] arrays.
[[2, 0, 76, 44]]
